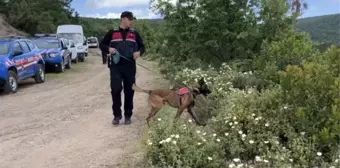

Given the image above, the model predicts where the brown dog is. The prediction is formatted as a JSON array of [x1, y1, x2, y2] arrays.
[[132, 78, 211, 127]]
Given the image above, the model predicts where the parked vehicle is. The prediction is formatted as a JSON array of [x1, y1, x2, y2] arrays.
[[66, 39, 78, 63], [87, 36, 99, 48], [56, 25, 87, 62], [32, 34, 72, 73], [0, 35, 45, 94], [84, 36, 88, 57]]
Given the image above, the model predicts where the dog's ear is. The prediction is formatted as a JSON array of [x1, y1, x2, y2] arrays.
[[198, 77, 205, 86], [193, 88, 200, 94]]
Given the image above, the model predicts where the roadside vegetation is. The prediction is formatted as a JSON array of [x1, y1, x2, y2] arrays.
[[141, 0, 340, 167]]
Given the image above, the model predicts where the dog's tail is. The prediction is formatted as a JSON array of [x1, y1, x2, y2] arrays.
[[132, 83, 151, 94]]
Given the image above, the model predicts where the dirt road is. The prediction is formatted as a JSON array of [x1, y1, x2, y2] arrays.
[[0, 49, 165, 168]]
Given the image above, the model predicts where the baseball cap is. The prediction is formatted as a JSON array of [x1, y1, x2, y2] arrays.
[[120, 11, 136, 20]]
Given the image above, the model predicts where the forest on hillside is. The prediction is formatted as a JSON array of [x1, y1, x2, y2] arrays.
[[0, 0, 157, 47], [296, 13, 340, 48]]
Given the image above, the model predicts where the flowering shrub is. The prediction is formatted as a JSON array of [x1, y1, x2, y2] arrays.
[[142, 24, 340, 167]]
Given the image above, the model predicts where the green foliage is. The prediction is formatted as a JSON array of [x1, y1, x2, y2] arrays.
[[295, 14, 340, 50], [144, 0, 340, 167], [1, 0, 78, 35], [253, 30, 317, 85]]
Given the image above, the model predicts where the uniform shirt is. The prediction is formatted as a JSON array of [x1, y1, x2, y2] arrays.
[[99, 27, 145, 57]]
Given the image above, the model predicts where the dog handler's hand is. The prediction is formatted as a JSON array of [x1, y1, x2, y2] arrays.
[[108, 47, 116, 55], [133, 51, 140, 60]]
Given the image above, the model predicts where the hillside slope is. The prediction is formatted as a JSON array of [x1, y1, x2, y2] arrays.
[[296, 13, 340, 45], [0, 14, 28, 36]]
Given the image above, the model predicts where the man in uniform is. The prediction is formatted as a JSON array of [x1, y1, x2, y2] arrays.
[[99, 11, 145, 125]]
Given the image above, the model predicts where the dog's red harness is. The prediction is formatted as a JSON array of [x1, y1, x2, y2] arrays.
[[178, 88, 190, 105]]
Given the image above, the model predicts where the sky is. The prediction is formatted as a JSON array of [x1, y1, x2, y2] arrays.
[[72, 0, 340, 19]]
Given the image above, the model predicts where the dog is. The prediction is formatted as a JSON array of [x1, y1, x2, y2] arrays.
[[132, 78, 212, 127]]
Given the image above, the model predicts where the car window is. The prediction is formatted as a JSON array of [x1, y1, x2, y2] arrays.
[[26, 41, 36, 50], [0, 42, 10, 55], [13, 42, 23, 52], [19, 41, 30, 53]]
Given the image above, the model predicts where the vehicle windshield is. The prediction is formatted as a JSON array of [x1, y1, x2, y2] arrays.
[[0, 42, 10, 55], [88, 38, 97, 43], [58, 33, 83, 44], [33, 39, 60, 49]]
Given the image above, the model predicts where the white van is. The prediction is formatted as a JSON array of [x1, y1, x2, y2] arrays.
[[87, 36, 99, 48], [56, 24, 87, 62]]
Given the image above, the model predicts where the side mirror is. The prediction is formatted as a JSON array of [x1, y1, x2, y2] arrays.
[[13, 50, 23, 56], [83, 41, 87, 45], [71, 45, 75, 48], [63, 46, 68, 50]]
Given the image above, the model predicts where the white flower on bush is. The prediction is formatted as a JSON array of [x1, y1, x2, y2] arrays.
[[202, 132, 207, 136], [265, 123, 270, 127], [264, 141, 269, 144], [147, 139, 152, 146], [300, 132, 306, 136], [165, 138, 171, 143], [207, 156, 213, 161], [197, 142, 202, 145], [317, 152, 322, 156], [284, 105, 288, 109], [175, 134, 179, 139], [216, 138, 221, 142], [213, 133, 217, 137], [172, 141, 177, 145], [249, 140, 254, 144], [251, 113, 256, 117], [196, 130, 201, 134], [238, 131, 243, 135], [289, 158, 293, 162], [234, 121, 238, 125], [225, 133, 229, 136], [233, 158, 241, 162], [157, 118, 162, 121], [255, 156, 262, 162], [229, 163, 235, 168], [188, 119, 192, 123], [263, 159, 269, 163]]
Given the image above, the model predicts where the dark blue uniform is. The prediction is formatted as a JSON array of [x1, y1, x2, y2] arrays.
[[99, 27, 145, 124]]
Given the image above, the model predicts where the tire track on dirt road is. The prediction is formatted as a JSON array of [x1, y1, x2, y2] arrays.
[[0, 49, 162, 168]]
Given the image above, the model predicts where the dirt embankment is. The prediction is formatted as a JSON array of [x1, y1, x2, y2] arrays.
[[0, 49, 168, 168], [0, 14, 28, 36]]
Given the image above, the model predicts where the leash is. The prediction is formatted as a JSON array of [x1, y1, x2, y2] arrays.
[[107, 52, 155, 73]]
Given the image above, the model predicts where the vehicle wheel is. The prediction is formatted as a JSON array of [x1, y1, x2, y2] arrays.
[[56, 59, 65, 73], [79, 55, 85, 62], [65, 56, 72, 69], [73, 55, 79, 64], [3, 70, 18, 94], [34, 64, 45, 83]]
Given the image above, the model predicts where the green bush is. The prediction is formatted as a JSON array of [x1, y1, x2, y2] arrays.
[[143, 45, 340, 168]]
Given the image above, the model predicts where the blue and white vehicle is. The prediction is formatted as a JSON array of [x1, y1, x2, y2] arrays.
[[32, 34, 72, 73], [0, 35, 45, 94]]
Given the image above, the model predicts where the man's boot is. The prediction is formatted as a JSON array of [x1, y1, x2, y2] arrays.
[[112, 117, 121, 125], [124, 118, 131, 125]]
